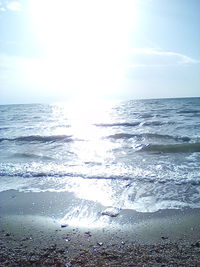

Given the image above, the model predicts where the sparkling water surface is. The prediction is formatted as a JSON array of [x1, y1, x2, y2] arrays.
[[0, 98, 200, 212]]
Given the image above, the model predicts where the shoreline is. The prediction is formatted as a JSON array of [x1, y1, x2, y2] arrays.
[[1, 190, 200, 266]]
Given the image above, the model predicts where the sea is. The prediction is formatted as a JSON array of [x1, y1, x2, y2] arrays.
[[0, 97, 200, 213]]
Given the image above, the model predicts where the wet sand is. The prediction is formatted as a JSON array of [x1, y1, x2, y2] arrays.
[[0, 190, 200, 266]]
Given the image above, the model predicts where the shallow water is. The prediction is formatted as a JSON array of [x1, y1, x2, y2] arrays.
[[0, 97, 200, 212]]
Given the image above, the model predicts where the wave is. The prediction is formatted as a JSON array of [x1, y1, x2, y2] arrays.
[[142, 121, 175, 126], [107, 133, 139, 139], [107, 133, 191, 142], [178, 110, 200, 114], [0, 127, 10, 131], [0, 171, 131, 181], [1, 170, 200, 187], [141, 142, 200, 153], [95, 122, 140, 127], [145, 133, 190, 142], [0, 135, 73, 144], [138, 113, 153, 119], [11, 153, 54, 160], [95, 120, 175, 128]]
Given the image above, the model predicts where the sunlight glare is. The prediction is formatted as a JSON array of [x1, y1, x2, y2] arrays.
[[29, 0, 137, 100], [60, 206, 110, 228], [52, 100, 117, 164]]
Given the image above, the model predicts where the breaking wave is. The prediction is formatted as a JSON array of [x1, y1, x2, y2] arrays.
[[0, 135, 74, 143], [141, 142, 200, 153], [95, 121, 175, 127], [107, 133, 191, 142]]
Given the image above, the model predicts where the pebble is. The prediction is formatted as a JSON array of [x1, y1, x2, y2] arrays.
[[1, 231, 200, 266], [161, 236, 168, 240], [84, 231, 92, 237], [101, 207, 120, 217], [191, 241, 200, 248], [63, 237, 71, 242], [61, 224, 68, 228]]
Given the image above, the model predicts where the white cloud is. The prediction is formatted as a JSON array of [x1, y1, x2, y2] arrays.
[[0, 0, 22, 12], [0, 0, 5, 11], [6, 1, 21, 11], [127, 48, 199, 67]]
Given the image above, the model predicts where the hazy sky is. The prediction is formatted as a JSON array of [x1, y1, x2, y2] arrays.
[[0, 0, 200, 104]]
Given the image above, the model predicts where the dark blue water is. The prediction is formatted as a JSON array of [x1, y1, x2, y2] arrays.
[[0, 98, 200, 212]]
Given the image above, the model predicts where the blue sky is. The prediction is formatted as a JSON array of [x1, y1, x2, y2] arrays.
[[0, 0, 199, 104]]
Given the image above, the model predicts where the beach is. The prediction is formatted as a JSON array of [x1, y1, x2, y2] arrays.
[[1, 190, 200, 266], [1, 99, 200, 265], [1, 0, 200, 261]]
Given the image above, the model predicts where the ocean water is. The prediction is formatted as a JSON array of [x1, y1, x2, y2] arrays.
[[0, 97, 200, 213]]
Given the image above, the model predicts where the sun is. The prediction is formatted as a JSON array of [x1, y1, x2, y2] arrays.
[[28, 0, 137, 100]]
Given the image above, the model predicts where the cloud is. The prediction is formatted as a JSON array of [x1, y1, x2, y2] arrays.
[[0, 0, 5, 11], [0, 0, 22, 12], [127, 48, 199, 67], [6, 1, 21, 11]]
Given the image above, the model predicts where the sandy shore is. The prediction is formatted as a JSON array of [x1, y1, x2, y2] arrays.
[[0, 190, 200, 266]]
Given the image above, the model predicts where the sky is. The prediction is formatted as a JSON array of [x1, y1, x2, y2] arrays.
[[0, 0, 200, 104]]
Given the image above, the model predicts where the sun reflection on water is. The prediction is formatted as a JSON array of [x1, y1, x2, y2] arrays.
[[51, 99, 120, 164], [50, 100, 122, 227], [69, 179, 115, 207], [60, 205, 111, 228]]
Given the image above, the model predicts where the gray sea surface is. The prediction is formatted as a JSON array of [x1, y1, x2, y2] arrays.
[[0, 97, 200, 212]]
